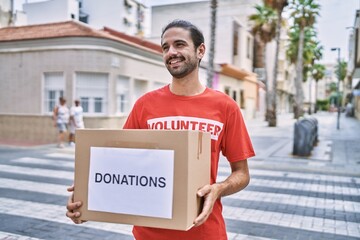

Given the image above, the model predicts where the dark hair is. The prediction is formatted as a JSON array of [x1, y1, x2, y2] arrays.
[[161, 19, 204, 49]]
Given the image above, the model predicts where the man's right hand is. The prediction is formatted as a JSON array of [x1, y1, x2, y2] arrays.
[[65, 185, 85, 224]]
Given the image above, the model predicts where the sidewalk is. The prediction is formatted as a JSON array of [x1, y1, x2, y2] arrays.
[[246, 111, 360, 177]]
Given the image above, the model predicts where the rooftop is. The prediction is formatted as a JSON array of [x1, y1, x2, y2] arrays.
[[0, 20, 162, 55]]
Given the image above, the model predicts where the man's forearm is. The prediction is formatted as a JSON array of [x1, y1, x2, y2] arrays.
[[216, 160, 250, 198]]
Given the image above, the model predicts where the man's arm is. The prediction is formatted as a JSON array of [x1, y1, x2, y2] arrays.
[[193, 159, 250, 227]]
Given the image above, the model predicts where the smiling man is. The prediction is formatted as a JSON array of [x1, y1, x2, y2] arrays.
[[66, 19, 255, 240]]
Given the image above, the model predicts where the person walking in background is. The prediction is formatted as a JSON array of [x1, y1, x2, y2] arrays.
[[69, 99, 85, 146], [66, 19, 255, 240], [53, 97, 69, 148]]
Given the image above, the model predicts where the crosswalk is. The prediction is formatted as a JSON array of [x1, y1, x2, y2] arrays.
[[0, 148, 359, 240]]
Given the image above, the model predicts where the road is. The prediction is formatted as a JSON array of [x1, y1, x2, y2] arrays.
[[0, 111, 359, 239]]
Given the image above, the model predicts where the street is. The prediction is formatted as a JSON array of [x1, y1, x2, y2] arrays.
[[0, 111, 359, 240]]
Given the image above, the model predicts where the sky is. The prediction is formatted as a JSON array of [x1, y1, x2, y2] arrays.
[[13, 0, 359, 63]]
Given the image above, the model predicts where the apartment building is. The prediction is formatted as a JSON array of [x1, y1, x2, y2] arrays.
[[0, 20, 169, 143]]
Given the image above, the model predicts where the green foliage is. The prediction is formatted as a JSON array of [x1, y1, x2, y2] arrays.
[[249, 4, 278, 43], [289, 0, 321, 28], [334, 60, 347, 81], [329, 82, 337, 91], [286, 26, 323, 66], [316, 99, 329, 111], [311, 63, 326, 82]]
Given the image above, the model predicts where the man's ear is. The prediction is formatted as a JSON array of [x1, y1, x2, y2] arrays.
[[197, 43, 205, 60]]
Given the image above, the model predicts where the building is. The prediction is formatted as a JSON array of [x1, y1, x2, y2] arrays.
[[21, 0, 149, 36], [0, 20, 169, 143], [150, 0, 261, 118], [23, 0, 79, 25], [347, 9, 360, 119], [0, 19, 258, 144]]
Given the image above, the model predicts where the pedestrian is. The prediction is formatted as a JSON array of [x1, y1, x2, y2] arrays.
[[53, 97, 69, 148], [66, 19, 255, 240], [68, 99, 85, 146]]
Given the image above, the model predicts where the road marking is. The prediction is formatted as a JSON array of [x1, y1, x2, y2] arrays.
[[0, 164, 73, 180], [0, 178, 68, 196], [46, 152, 75, 159], [226, 190, 360, 213], [0, 198, 133, 237], [11, 157, 74, 168], [223, 205, 360, 238]]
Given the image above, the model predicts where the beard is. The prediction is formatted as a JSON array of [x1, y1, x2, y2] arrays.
[[165, 55, 198, 79]]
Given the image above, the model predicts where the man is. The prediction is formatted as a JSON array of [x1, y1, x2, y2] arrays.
[[66, 19, 255, 240], [68, 99, 85, 146]]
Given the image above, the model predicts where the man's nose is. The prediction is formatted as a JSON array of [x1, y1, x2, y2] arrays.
[[168, 45, 178, 55]]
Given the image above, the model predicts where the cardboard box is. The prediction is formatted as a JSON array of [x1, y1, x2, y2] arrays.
[[74, 129, 210, 231]]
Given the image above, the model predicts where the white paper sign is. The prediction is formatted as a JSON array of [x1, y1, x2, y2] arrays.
[[88, 147, 174, 219]]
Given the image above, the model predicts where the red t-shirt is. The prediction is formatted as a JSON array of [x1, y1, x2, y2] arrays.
[[123, 85, 255, 240]]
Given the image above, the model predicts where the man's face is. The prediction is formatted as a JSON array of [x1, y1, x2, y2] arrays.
[[161, 27, 203, 79]]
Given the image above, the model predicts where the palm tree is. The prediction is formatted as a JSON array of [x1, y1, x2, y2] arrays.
[[334, 60, 347, 107], [264, 0, 288, 127], [249, 3, 277, 121], [207, 0, 217, 88], [335, 60, 347, 82], [288, 0, 320, 119], [311, 63, 325, 112]]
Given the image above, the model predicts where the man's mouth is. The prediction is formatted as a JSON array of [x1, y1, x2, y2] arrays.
[[167, 57, 184, 66]]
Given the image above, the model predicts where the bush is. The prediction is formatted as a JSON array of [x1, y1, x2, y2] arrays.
[[316, 99, 329, 111]]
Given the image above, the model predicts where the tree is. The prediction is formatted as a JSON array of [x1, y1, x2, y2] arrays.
[[311, 63, 325, 112], [334, 60, 347, 108], [288, 0, 320, 119], [249, 3, 277, 121], [335, 60, 347, 81], [264, 0, 288, 127], [207, 0, 217, 88]]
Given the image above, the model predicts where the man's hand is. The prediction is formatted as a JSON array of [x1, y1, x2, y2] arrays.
[[193, 183, 221, 227], [65, 185, 85, 224]]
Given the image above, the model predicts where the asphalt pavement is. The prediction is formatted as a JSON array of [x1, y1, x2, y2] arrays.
[[0, 111, 359, 240]]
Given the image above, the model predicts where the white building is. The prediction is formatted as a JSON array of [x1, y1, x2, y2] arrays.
[[20, 0, 150, 36], [23, 0, 79, 25], [150, 0, 261, 72]]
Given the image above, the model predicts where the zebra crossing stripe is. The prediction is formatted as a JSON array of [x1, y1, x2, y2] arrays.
[[0, 197, 133, 237], [218, 166, 360, 184], [0, 178, 68, 196], [216, 175, 360, 196], [226, 190, 360, 213], [0, 164, 73, 180], [11, 157, 74, 168], [223, 205, 360, 238]]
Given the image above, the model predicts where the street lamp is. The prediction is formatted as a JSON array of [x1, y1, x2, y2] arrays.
[[331, 47, 341, 130]]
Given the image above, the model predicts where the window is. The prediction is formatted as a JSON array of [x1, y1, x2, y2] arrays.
[[134, 79, 147, 100], [76, 72, 108, 114], [247, 36, 252, 59], [240, 90, 245, 109], [116, 76, 130, 114], [44, 72, 64, 113], [233, 28, 239, 56], [224, 87, 230, 96], [232, 90, 237, 102]]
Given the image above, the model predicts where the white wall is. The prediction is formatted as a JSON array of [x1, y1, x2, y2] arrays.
[[23, 0, 79, 25]]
